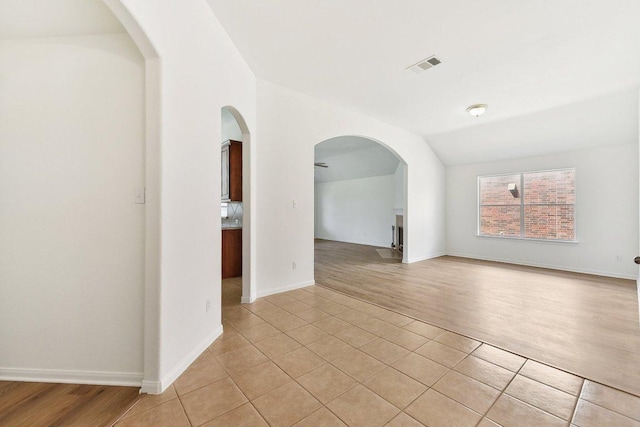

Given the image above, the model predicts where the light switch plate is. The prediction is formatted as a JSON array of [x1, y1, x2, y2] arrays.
[[135, 187, 146, 204]]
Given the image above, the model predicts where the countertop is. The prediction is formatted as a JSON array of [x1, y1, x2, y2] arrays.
[[222, 225, 242, 230]]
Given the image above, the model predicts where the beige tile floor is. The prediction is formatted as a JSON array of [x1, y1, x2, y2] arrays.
[[116, 279, 640, 427]]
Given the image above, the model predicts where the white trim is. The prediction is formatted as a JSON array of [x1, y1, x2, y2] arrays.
[[313, 237, 391, 249], [0, 368, 143, 387], [142, 324, 224, 395], [405, 252, 446, 264], [448, 252, 637, 280], [241, 294, 255, 304], [256, 280, 316, 299], [140, 380, 161, 394], [477, 168, 577, 241], [477, 235, 578, 244], [637, 279, 640, 327], [103, 0, 163, 391]]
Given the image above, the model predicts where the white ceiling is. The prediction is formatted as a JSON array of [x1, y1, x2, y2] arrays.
[[315, 136, 400, 182], [207, 0, 640, 165], [0, 0, 125, 39], [431, 88, 639, 165], [4, 2, 637, 165]]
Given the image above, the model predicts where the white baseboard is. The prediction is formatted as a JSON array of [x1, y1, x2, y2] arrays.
[[315, 237, 389, 249], [241, 294, 255, 304], [141, 324, 224, 394], [256, 280, 316, 298], [405, 252, 446, 264], [637, 280, 640, 326], [447, 252, 637, 280], [0, 367, 143, 387], [140, 379, 161, 394]]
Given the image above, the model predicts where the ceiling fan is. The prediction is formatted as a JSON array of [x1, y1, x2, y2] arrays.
[[314, 162, 329, 168]]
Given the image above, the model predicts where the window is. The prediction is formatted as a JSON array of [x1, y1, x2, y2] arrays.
[[478, 169, 575, 241]]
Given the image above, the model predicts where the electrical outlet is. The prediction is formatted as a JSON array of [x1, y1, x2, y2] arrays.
[[615, 255, 623, 262], [206, 299, 211, 312], [292, 261, 296, 270]]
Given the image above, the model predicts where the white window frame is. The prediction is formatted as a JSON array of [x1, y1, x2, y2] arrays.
[[477, 168, 577, 243]]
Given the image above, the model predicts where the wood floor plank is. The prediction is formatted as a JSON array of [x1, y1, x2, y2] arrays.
[[0, 381, 139, 427], [314, 239, 640, 397]]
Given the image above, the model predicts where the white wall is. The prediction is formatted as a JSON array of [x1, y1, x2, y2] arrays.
[[394, 163, 405, 210], [256, 80, 446, 297], [0, 33, 145, 383], [111, 0, 257, 392], [447, 143, 639, 279], [315, 175, 395, 248]]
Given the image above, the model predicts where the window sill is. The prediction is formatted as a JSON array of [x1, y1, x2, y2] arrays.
[[476, 235, 578, 244]]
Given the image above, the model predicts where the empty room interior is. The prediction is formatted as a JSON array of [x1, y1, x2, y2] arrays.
[[1, 1, 640, 426]]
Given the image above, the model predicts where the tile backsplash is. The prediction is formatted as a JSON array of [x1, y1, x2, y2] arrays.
[[222, 201, 243, 227]]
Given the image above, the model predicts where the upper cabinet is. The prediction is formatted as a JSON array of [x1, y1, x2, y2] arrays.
[[222, 140, 242, 201]]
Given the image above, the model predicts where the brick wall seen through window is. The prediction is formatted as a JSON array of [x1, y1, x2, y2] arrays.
[[478, 169, 575, 241]]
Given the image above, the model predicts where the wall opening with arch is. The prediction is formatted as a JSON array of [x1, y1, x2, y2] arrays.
[[221, 106, 255, 303], [314, 135, 408, 261], [253, 79, 446, 301]]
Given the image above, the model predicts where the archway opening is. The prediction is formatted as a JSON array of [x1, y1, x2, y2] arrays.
[[220, 106, 253, 306], [314, 135, 408, 283]]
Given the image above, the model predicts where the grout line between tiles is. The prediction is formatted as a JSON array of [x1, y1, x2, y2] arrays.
[[569, 379, 587, 426], [241, 286, 501, 425], [108, 393, 145, 426], [209, 324, 321, 425], [515, 368, 583, 397], [313, 282, 624, 398], [175, 392, 194, 427], [224, 282, 640, 427], [247, 290, 428, 422], [493, 378, 572, 426], [475, 356, 527, 426]]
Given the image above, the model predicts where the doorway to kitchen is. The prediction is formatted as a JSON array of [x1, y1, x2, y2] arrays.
[[221, 106, 253, 306]]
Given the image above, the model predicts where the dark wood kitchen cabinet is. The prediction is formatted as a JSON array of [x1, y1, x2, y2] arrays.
[[222, 140, 242, 201], [222, 228, 242, 279]]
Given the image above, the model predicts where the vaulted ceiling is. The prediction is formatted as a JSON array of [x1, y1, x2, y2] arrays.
[[208, 0, 640, 165], [5, 1, 639, 166]]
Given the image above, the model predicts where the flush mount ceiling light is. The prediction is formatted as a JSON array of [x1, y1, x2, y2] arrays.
[[466, 104, 488, 117]]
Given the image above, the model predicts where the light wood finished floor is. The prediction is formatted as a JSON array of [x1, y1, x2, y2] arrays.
[[314, 239, 640, 397], [0, 381, 140, 426]]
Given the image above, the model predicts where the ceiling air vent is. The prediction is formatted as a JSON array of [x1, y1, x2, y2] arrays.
[[407, 55, 442, 74]]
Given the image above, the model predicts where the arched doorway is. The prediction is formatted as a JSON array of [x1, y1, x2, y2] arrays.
[[314, 135, 408, 270], [221, 106, 254, 304]]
